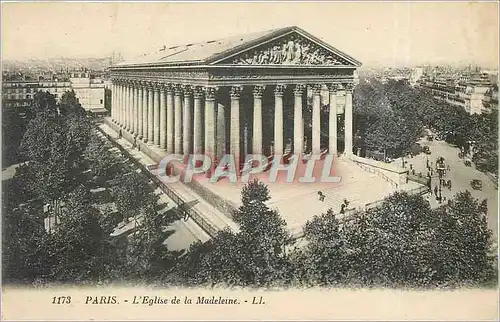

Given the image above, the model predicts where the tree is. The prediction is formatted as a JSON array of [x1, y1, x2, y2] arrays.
[[182, 179, 292, 286], [298, 209, 348, 285], [19, 94, 91, 202], [46, 186, 117, 283], [301, 191, 496, 288], [421, 191, 495, 286], [2, 200, 49, 284], [112, 171, 175, 278], [2, 104, 26, 167], [84, 133, 125, 185]]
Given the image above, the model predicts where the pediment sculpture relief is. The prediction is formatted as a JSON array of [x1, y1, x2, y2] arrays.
[[229, 35, 350, 66]]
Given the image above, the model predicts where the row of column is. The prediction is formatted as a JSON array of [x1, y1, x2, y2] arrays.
[[111, 80, 354, 159]]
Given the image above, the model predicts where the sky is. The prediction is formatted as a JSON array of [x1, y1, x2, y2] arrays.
[[1, 1, 499, 68]]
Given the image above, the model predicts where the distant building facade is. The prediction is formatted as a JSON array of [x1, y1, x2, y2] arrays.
[[417, 71, 497, 114], [2, 70, 108, 115], [69, 72, 106, 113], [2, 73, 71, 112]]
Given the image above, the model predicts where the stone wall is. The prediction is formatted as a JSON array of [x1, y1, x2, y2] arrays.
[[349, 154, 408, 185]]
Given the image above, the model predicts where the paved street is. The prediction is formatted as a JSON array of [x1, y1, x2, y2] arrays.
[[393, 137, 498, 238]]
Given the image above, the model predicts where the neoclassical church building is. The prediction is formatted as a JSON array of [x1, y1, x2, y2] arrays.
[[107, 26, 417, 237], [109, 26, 360, 162]]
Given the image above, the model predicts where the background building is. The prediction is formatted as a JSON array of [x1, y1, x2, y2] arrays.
[[69, 71, 107, 114]]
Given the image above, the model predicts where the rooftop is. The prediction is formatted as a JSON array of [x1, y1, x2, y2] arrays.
[[115, 26, 361, 68]]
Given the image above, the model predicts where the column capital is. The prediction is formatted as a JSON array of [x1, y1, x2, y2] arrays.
[[328, 83, 341, 93], [204, 86, 217, 100], [174, 84, 184, 95], [253, 85, 266, 98], [182, 85, 193, 96], [154, 82, 163, 91], [294, 84, 306, 96], [343, 83, 355, 93], [193, 86, 204, 99], [159, 83, 173, 92], [274, 84, 286, 97], [311, 84, 323, 95], [230, 85, 242, 99]]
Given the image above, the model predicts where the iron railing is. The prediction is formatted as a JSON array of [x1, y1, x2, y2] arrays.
[[96, 125, 218, 238]]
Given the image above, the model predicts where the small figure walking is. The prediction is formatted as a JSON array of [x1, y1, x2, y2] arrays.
[[318, 191, 325, 202]]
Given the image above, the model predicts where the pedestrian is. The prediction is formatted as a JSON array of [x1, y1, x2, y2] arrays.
[[447, 164, 450, 171], [409, 164, 413, 170], [318, 191, 325, 202], [434, 185, 438, 196]]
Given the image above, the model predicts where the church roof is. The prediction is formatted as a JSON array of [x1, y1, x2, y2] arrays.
[[115, 26, 361, 68]]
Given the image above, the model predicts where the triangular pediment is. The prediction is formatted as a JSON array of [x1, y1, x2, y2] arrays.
[[210, 27, 361, 67]]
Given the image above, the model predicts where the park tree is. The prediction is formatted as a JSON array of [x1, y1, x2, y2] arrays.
[[2, 104, 26, 166], [84, 133, 125, 185], [26, 91, 58, 121], [2, 200, 49, 284], [46, 186, 116, 283], [182, 179, 292, 286], [111, 171, 175, 278], [19, 93, 91, 203], [301, 190, 496, 288], [298, 209, 348, 286], [421, 191, 496, 286], [364, 110, 422, 159]]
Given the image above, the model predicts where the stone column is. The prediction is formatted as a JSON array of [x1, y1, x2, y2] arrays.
[[204, 87, 217, 158], [141, 83, 148, 141], [159, 84, 167, 149], [344, 83, 354, 155], [119, 81, 125, 127], [128, 82, 134, 133], [130, 83, 134, 133], [138, 83, 144, 140], [230, 86, 242, 170], [216, 103, 226, 159], [131, 83, 136, 133], [132, 82, 139, 136], [293, 84, 305, 154], [166, 84, 175, 153], [174, 85, 183, 153], [147, 83, 154, 143], [193, 86, 204, 154], [328, 84, 339, 155], [136, 84, 142, 135], [117, 82, 122, 126], [112, 81, 116, 121], [312, 84, 322, 155], [274, 85, 285, 155], [252, 85, 265, 155], [111, 82, 115, 122], [183, 85, 192, 156], [127, 82, 133, 132], [153, 84, 161, 146]]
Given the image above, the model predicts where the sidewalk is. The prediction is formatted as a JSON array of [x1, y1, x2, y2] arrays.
[[95, 128, 211, 246], [98, 123, 239, 237]]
